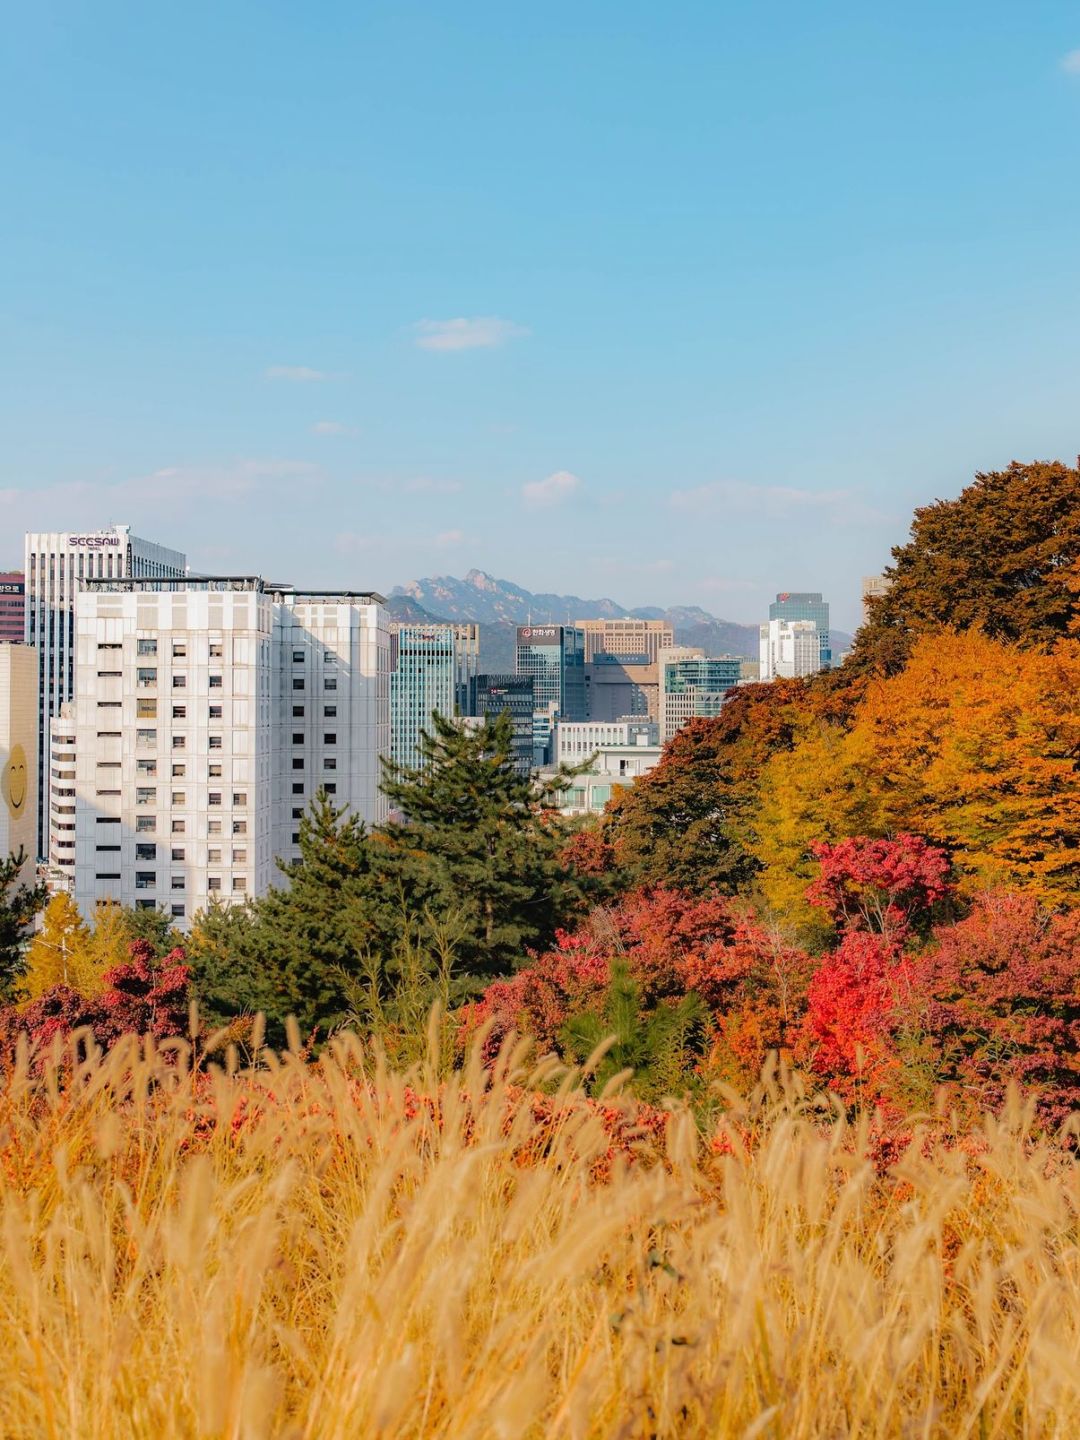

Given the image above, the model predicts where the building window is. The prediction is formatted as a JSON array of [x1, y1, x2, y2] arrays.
[[232, 820, 247, 836], [171, 876, 185, 891], [136, 843, 157, 861], [209, 675, 223, 688], [232, 849, 247, 863], [325, 758, 337, 770], [209, 642, 223, 658], [171, 790, 186, 806], [172, 735, 186, 749], [324, 705, 337, 718], [137, 638, 158, 656], [209, 735, 222, 750], [95, 844, 121, 853], [136, 701, 156, 718], [292, 705, 304, 717], [292, 783, 304, 795], [171, 848, 185, 861], [324, 678, 337, 691], [292, 832, 300, 844], [208, 764, 222, 779], [208, 792, 221, 806], [208, 820, 222, 836], [324, 733, 337, 745], [207, 876, 222, 892], [135, 872, 156, 890], [136, 728, 156, 746], [172, 675, 187, 688], [172, 705, 186, 719], [292, 649, 304, 663], [136, 816, 156, 833], [208, 848, 222, 863], [136, 787, 156, 805], [232, 792, 247, 807], [325, 783, 337, 794], [98, 701, 122, 710], [209, 705, 223, 719], [292, 679, 304, 691], [135, 899, 155, 910], [136, 759, 157, 777], [172, 763, 186, 778], [292, 758, 303, 770], [292, 733, 304, 744], [96, 872, 123, 881], [170, 905, 185, 919], [233, 877, 247, 893], [171, 820, 186, 835], [291, 808, 302, 819], [172, 643, 187, 658], [136, 667, 157, 686]]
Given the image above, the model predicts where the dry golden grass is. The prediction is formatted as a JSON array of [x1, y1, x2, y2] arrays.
[[0, 1024, 1077, 1439]]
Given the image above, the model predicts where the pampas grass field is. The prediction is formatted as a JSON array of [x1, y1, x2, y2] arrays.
[[0, 1023, 1077, 1439]]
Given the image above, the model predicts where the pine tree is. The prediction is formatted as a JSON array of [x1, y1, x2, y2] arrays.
[[0, 848, 48, 996], [379, 711, 588, 980]]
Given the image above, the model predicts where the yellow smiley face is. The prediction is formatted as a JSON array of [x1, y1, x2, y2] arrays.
[[3, 744, 28, 819]]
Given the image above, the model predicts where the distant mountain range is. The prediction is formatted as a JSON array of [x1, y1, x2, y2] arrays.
[[387, 569, 852, 672]]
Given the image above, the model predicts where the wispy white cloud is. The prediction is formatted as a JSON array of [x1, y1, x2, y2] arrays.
[[699, 576, 759, 594], [1062, 48, 1080, 74], [311, 420, 357, 437], [413, 317, 529, 352], [522, 469, 581, 508], [402, 475, 463, 494], [265, 365, 330, 382], [333, 532, 374, 555], [669, 479, 893, 526], [434, 529, 465, 548]]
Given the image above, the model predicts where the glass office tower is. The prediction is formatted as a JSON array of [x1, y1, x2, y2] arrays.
[[469, 673, 535, 775], [768, 592, 831, 668], [514, 625, 586, 764]]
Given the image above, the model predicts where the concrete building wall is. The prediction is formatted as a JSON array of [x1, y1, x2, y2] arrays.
[[0, 645, 39, 889]]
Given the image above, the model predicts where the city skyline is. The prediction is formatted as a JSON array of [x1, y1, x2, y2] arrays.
[[4, 5, 1080, 632]]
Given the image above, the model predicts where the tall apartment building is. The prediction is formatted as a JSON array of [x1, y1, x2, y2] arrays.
[[659, 650, 742, 743], [576, 618, 674, 664], [23, 526, 187, 858], [468, 674, 535, 776], [0, 645, 38, 891], [759, 618, 821, 681], [389, 623, 479, 771], [515, 625, 586, 766], [768, 592, 830, 669], [0, 573, 25, 644], [66, 577, 389, 929]]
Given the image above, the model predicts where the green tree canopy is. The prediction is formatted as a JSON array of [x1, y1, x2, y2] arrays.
[[380, 711, 589, 979], [0, 849, 48, 998]]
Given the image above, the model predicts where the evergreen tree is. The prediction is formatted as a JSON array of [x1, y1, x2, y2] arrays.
[[188, 791, 396, 1042], [0, 849, 49, 997], [118, 904, 183, 958], [379, 712, 588, 980]]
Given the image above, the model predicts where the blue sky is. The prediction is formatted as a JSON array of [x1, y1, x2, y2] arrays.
[[3, 2, 1079, 630]]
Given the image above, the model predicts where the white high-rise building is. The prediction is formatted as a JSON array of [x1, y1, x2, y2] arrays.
[[66, 577, 389, 930], [759, 618, 821, 680], [23, 526, 187, 858]]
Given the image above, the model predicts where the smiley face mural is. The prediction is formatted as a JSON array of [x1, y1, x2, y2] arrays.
[[3, 744, 28, 819]]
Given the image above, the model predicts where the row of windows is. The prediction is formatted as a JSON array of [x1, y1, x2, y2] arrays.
[[97, 873, 246, 894]]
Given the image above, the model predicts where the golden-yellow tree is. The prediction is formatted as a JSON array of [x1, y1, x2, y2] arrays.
[[19, 893, 95, 1000]]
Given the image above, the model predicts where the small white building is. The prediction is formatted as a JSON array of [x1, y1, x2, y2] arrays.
[[543, 740, 662, 816], [553, 718, 658, 765], [759, 618, 821, 681]]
